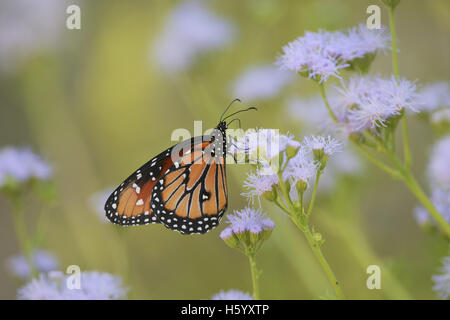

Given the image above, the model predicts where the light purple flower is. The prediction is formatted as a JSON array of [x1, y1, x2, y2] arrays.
[[18, 271, 128, 300], [211, 289, 254, 300], [413, 206, 431, 227], [277, 36, 348, 83], [276, 24, 390, 83], [0, 0, 81, 71], [431, 109, 450, 125], [428, 136, 450, 191], [334, 76, 420, 132], [302, 135, 342, 156], [0, 147, 52, 187], [17, 274, 62, 300], [283, 147, 317, 187], [330, 24, 390, 61], [242, 166, 279, 204], [6, 249, 59, 280], [152, 1, 234, 74], [220, 207, 274, 239], [89, 187, 114, 223], [61, 271, 128, 300], [286, 96, 332, 131], [432, 251, 450, 300], [417, 82, 450, 112], [231, 65, 294, 101]]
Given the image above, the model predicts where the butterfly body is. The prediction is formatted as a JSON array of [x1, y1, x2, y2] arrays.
[[104, 121, 228, 235]]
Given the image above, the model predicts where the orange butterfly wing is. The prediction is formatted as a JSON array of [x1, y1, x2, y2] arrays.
[[152, 128, 228, 234], [104, 148, 174, 226]]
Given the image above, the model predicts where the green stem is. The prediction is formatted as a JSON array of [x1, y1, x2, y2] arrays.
[[381, 144, 450, 238], [306, 171, 321, 218], [403, 172, 450, 237], [352, 142, 402, 179], [248, 253, 260, 300], [319, 83, 338, 122], [302, 223, 346, 300], [276, 177, 345, 299], [388, 7, 399, 79], [388, 6, 412, 169], [10, 196, 37, 278]]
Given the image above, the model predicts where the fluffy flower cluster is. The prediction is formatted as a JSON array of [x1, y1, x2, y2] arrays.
[[333, 75, 421, 133], [6, 249, 59, 280], [231, 65, 294, 101], [17, 271, 128, 300], [211, 289, 254, 300], [220, 207, 274, 240], [0, 147, 52, 187], [277, 24, 390, 82], [432, 251, 450, 300], [242, 167, 279, 205], [241, 133, 341, 203], [152, 1, 234, 74]]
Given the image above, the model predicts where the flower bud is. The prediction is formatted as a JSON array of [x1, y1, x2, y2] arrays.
[[286, 144, 300, 160], [263, 187, 277, 202], [296, 179, 308, 195]]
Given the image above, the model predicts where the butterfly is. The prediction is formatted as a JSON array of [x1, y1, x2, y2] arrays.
[[104, 101, 256, 235]]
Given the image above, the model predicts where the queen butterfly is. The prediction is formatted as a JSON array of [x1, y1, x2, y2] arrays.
[[104, 101, 256, 234]]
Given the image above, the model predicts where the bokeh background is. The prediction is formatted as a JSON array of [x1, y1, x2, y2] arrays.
[[0, 0, 449, 299]]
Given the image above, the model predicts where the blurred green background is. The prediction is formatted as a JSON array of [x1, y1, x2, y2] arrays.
[[0, 0, 449, 299]]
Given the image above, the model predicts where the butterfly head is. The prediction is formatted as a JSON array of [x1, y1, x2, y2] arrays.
[[216, 121, 228, 136]]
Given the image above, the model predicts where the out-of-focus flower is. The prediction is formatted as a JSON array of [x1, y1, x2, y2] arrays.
[[413, 206, 431, 227], [432, 251, 450, 300], [276, 24, 390, 82], [0, 147, 52, 188], [286, 96, 333, 132], [417, 82, 450, 112], [0, 0, 80, 71], [428, 136, 450, 191], [62, 271, 128, 300], [152, 1, 234, 74], [431, 109, 450, 125], [413, 188, 450, 227], [88, 187, 114, 223], [17, 274, 61, 300], [231, 65, 293, 101], [333, 76, 420, 132], [18, 271, 128, 300], [6, 249, 59, 280], [211, 289, 254, 300]]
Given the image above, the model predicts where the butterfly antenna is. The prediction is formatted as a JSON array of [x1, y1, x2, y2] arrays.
[[227, 118, 241, 129], [220, 98, 241, 122], [222, 107, 257, 122]]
